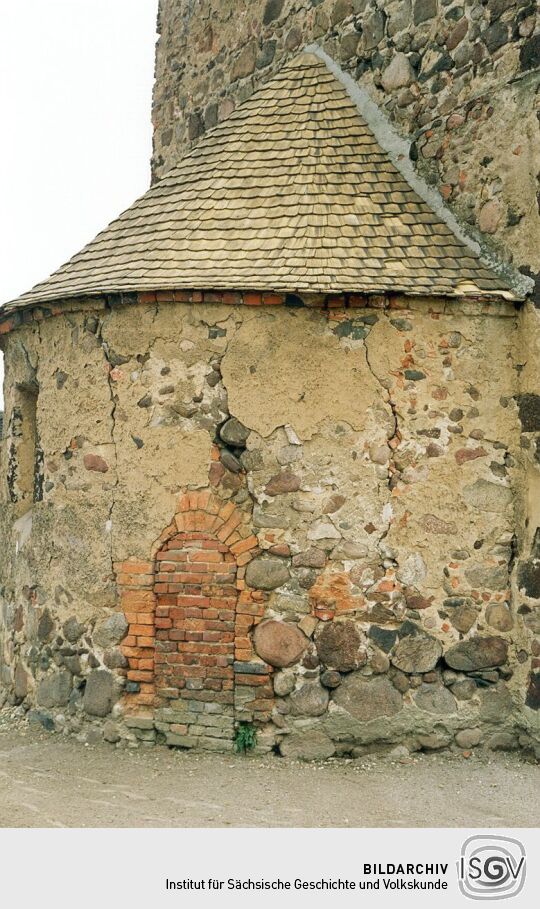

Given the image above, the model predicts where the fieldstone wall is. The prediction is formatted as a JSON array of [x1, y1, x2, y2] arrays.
[[0, 291, 537, 757], [152, 0, 540, 286]]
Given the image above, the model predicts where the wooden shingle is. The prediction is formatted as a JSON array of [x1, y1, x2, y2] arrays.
[[4, 53, 516, 311]]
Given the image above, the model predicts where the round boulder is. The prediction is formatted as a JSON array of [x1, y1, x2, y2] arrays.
[[93, 613, 129, 649], [245, 556, 290, 591], [253, 620, 307, 668], [289, 681, 329, 717], [83, 669, 114, 717], [448, 602, 478, 634], [414, 684, 456, 714], [103, 720, 121, 744], [273, 669, 296, 697], [320, 669, 342, 689], [370, 649, 390, 674], [316, 620, 365, 672], [452, 679, 477, 701], [444, 636, 508, 671], [332, 674, 403, 722], [37, 671, 71, 708], [455, 728, 482, 749], [485, 602, 514, 632], [279, 729, 335, 761], [14, 663, 28, 700], [479, 682, 513, 724], [219, 417, 250, 447], [391, 633, 442, 674], [63, 617, 86, 643]]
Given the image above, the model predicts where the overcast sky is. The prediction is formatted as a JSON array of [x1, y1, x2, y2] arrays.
[[0, 0, 159, 407]]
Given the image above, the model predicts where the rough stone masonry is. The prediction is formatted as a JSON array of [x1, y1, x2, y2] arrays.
[[152, 0, 540, 287], [0, 3, 539, 761]]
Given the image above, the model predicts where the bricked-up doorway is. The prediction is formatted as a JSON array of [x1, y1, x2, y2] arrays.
[[118, 488, 273, 750], [154, 531, 237, 746]]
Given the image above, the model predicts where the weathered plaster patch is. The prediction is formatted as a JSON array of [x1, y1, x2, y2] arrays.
[[0, 297, 536, 753], [36, 313, 113, 453], [111, 426, 213, 560], [221, 308, 384, 440]]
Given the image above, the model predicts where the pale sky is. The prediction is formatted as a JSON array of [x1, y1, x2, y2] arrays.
[[0, 0, 159, 408]]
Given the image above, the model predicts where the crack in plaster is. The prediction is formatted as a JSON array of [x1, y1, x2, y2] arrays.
[[363, 327, 399, 560], [98, 314, 120, 575]]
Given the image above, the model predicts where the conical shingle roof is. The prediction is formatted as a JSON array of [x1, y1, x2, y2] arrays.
[[5, 52, 517, 311]]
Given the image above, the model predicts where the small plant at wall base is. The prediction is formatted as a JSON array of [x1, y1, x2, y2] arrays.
[[235, 722, 257, 754]]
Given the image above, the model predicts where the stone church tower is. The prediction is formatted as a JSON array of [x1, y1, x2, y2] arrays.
[[0, 0, 538, 758]]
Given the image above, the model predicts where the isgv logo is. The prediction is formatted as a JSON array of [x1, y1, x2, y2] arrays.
[[458, 835, 526, 901]]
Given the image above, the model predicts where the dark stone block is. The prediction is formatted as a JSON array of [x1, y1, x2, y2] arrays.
[[204, 102, 218, 130], [316, 621, 365, 672], [256, 40, 276, 69], [28, 709, 54, 732], [233, 661, 268, 675], [220, 449, 243, 473], [219, 417, 250, 447], [263, 0, 283, 25], [188, 110, 204, 141], [520, 33, 540, 71], [525, 672, 540, 709], [63, 617, 85, 643], [487, 0, 513, 22], [83, 670, 114, 717], [321, 669, 342, 688], [517, 267, 540, 308], [37, 608, 54, 642], [483, 20, 509, 52], [420, 53, 454, 80], [37, 671, 72, 708], [517, 558, 540, 599], [369, 626, 398, 652], [333, 319, 369, 340], [414, 0, 438, 25], [445, 636, 508, 671], [284, 293, 305, 307], [404, 369, 426, 380], [516, 394, 540, 431], [397, 620, 421, 638]]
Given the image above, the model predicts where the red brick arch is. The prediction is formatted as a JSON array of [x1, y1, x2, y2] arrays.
[[115, 490, 273, 739]]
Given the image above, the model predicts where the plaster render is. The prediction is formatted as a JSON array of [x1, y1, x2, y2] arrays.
[[221, 308, 386, 439], [0, 294, 537, 757], [1, 0, 539, 757]]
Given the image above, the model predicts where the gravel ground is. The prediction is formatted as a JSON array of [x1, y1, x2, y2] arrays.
[[0, 717, 537, 828], [0, 719, 540, 827]]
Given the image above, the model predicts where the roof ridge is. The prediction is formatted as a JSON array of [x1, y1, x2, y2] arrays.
[[305, 43, 531, 301]]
